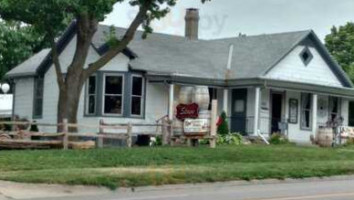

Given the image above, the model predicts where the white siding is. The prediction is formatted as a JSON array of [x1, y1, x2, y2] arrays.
[[13, 77, 34, 119], [259, 89, 270, 135], [285, 91, 313, 143], [265, 45, 343, 87], [36, 35, 169, 133]]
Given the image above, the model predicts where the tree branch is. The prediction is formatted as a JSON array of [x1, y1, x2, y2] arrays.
[[83, 2, 150, 78], [50, 37, 65, 91]]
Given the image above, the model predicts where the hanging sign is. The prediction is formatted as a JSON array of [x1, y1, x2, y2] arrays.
[[176, 103, 199, 120]]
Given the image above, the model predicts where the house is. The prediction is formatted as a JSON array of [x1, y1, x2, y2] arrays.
[[6, 9, 354, 144]]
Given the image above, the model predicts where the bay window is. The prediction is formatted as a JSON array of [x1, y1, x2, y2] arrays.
[[103, 74, 124, 115], [85, 72, 145, 118], [86, 75, 97, 115], [131, 75, 144, 116]]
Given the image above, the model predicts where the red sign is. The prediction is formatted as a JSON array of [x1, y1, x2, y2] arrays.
[[176, 103, 199, 120]]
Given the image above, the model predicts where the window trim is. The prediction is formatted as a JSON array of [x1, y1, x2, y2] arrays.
[[85, 74, 98, 116], [130, 74, 145, 117], [300, 93, 312, 131], [32, 77, 44, 119], [299, 46, 313, 66], [102, 73, 125, 117]]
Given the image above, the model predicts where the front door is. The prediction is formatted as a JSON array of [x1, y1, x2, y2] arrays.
[[231, 89, 247, 134], [271, 93, 283, 133]]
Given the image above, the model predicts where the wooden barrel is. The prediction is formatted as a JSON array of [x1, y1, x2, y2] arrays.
[[179, 86, 194, 104], [192, 86, 210, 111], [317, 128, 334, 147], [173, 120, 184, 136]]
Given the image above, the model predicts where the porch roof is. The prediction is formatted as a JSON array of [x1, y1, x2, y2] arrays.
[[147, 74, 354, 99]]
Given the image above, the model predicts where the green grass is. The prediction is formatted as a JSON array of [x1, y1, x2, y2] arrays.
[[1, 145, 354, 189]]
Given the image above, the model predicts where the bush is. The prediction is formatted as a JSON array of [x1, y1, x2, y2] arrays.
[[217, 133, 243, 145], [217, 111, 229, 136], [269, 133, 290, 145], [344, 138, 354, 146], [150, 136, 162, 146]]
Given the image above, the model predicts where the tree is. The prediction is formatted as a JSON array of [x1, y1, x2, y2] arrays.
[[325, 22, 354, 82], [0, 0, 209, 131], [0, 21, 46, 81]]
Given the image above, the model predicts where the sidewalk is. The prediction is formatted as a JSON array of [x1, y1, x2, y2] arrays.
[[0, 181, 110, 200], [2, 175, 354, 200]]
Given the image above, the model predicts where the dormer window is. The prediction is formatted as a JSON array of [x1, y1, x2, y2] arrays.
[[300, 47, 313, 66]]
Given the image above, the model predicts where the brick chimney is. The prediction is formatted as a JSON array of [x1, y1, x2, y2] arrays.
[[185, 8, 199, 40]]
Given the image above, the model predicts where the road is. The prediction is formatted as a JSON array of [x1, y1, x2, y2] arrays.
[[3, 177, 354, 200]]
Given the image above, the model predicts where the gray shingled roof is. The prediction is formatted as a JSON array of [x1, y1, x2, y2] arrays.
[[92, 25, 311, 80], [6, 48, 50, 78], [6, 24, 337, 84]]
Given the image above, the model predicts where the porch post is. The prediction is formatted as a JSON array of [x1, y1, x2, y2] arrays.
[[168, 84, 175, 121], [254, 87, 261, 135], [223, 89, 228, 114], [312, 94, 318, 135]]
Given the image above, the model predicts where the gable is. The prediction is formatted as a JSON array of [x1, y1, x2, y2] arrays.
[[50, 35, 131, 74], [264, 41, 345, 87]]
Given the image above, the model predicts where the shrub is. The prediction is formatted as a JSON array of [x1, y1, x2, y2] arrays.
[[344, 138, 354, 146], [217, 133, 243, 145], [150, 136, 162, 146], [217, 111, 229, 136], [269, 133, 290, 145]]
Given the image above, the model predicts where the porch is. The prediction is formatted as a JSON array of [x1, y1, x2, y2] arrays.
[[224, 86, 353, 144], [163, 79, 354, 144]]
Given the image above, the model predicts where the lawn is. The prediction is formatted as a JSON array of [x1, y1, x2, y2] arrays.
[[1, 145, 354, 189]]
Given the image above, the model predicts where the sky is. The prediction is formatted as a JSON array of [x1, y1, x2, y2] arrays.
[[103, 0, 354, 41]]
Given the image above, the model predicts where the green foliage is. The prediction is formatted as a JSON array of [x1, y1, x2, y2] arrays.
[[0, 21, 46, 80], [217, 111, 229, 136], [0, 0, 210, 42], [325, 22, 354, 82], [150, 136, 162, 146], [217, 133, 243, 145], [344, 138, 354, 147], [269, 133, 291, 145], [2, 146, 354, 188]]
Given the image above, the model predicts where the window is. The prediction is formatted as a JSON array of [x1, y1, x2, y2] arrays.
[[86, 75, 97, 115], [329, 97, 341, 120], [301, 93, 312, 130], [131, 76, 144, 116], [33, 77, 44, 118], [300, 47, 313, 66], [84, 72, 146, 118], [103, 74, 124, 115]]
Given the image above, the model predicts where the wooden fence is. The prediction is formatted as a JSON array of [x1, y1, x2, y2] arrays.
[[0, 119, 170, 150], [0, 100, 218, 150]]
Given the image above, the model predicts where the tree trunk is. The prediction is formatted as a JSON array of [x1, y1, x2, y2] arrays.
[[57, 87, 67, 132], [55, 16, 98, 133]]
